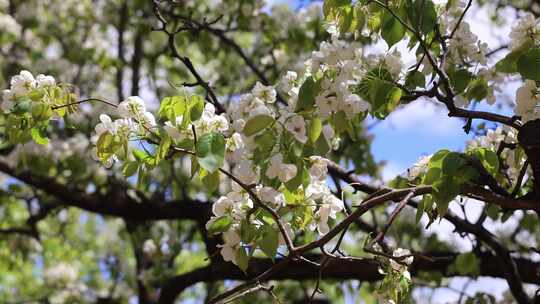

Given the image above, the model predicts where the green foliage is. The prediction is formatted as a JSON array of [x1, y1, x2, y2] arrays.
[[405, 0, 437, 35], [449, 252, 481, 276], [196, 132, 226, 173], [207, 216, 233, 235], [295, 76, 320, 112], [357, 68, 402, 119], [243, 115, 275, 136], [381, 9, 406, 47], [517, 47, 540, 81], [405, 70, 425, 89]]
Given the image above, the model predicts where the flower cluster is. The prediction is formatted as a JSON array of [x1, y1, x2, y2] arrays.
[[0, 70, 77, 145], [509, 13, 540, 51], [515, 80, 540, 123], [467, 126, 524, 183], [91, 96, 156, 167], [309, 37, 372, 120], [407, 154, 432, 180], [1, 70, 56, 112], [0, 13, 21, 38]]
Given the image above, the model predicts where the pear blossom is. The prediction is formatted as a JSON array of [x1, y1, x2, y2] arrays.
[[117, 96, 146, 119], [0, 14, 21, 37], [279, 71, 297, 94], [142, 239, 158, 256], [308, 156, 329, 180], [94, 114, 117, 135], [408, 154, 432, 180], [252, 81, 276, 103], [255, 185, 285, 209], [515, 80, 540, 122], [509, 13, 540, 50], [233, 159, 259, 185], [212, 196, 235, 217], [284, 114, 307, 143], [164, 121, 183, 142], [44, 263, 78, 286], [10, 70, 36, 96], [36, 74, 56, 87], [389, 248, 414, 279], [266, 153, 297, 183]]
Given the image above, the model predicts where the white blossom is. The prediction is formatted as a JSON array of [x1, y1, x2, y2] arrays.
[[284, 115, 308, 143], [36, 74, 56, 87], [252, 81, 276, 103], [44, 263, 78, 286], [0, 14, 21, 37], [233, 159, 260, 185], [266, 153, 297, 183], [408, 154, 432, 180], [309, 156, 329, 180], [142, 239, 158, 256], [117, 96, 146, 119], [515, 80, 540, 122], [509, 13, 540, 50], [10, 70, 36, 96]]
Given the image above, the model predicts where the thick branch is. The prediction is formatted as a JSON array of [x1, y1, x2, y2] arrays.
[[159, 252, 540, 303], [0, 161, 211, 222]]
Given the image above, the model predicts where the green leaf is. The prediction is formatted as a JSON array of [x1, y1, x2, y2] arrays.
[[466, 78, 488, 102], [284, 160, 306, 192], [517, 47, 540, 81], [235, 247, 250, 273], [473, 148, 499, 177], [337, 5, 354, 33], [258, 227, 279, 260], [451, 252, 480, 276], [423, 167, 441, 185], [207, 216, 233, 235], [30, 127, 49, 145], [122, 161, 139, 177], [155, 131, 172, 163], [202, 170, 220, 194], [323, 0, 351, 20], [448, 69, 473, 94], [405, 70, 425, 89], [296, 76, 320, 112], [358, 68, 401, 119], [30, 103, 52, 121], [442, 152, 466, 176], [240, 219, 257, 244], [196, 132, 225, 173], [406, 0, 437, 35], [243, 115, 274, 136], [189, 95, 205, 122], [159, 96, 186, 121], [495, 41, 532, 73], [308, 117, 323, 144], [381, 10, 405, 48]]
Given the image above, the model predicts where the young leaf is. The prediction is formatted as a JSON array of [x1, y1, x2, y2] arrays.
[[258, 226, 279, 260], [517, 47, 540, 81], [243, 115, 274, 136], [30, 127, 49, 145], [381, 10, 405, 48], [207, 216, 233, 235], [196, 132, 225, 173], [296, 76, 320, 112], [235, 247, 250, 273], [189, 95, 205, 122]]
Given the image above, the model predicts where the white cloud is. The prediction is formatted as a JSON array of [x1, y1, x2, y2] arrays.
[[377, 99, 464, 136]]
